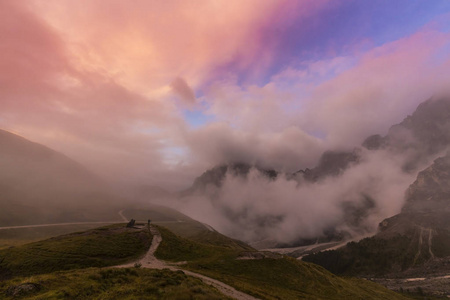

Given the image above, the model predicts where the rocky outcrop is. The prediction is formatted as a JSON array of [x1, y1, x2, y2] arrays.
[[296, 150, 360, 182], [6, 283, 42, 297], [403, 154, 450, 213], [363, 97, 450, 170], [304, 152, 450, 277], [186, 162, 277, 193]]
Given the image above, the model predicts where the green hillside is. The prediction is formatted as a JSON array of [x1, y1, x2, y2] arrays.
[[0, 268, 230, 299], [123, 206, 253, 250], [0, 224, 150, 280], [0, 221, 411, 299], [154, 225, 409, 300]]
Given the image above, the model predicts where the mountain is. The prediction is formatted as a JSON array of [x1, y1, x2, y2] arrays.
[[183, 162, 277, 194], [0, 129, 123, 226], [181, 96, 450, 248], [0, 129, 97, 185], [303, 152, 450, 296], [363, 96, 450, 170], [402, 154, 450, 213], [295, 149, 360, 182], [186, 150, 360, 194]]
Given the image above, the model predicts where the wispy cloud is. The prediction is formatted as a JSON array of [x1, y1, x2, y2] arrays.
[[1, 0, 449, 195]]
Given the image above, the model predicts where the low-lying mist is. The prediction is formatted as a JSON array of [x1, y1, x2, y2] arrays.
[[170, 147, 437, 245]]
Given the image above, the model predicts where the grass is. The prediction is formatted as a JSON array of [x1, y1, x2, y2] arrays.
[[122, 205, 193, 222], [123, 205, 253, 252], [303, 226, 450, 277], [155, 226, 239, 263], [0, 268, 232, 299], [155, 225, 411, 300], [184, 256, 412, 300], [303, 235, 416, 276], [155, 224, 252, 256], [0, 224, 115, 250], [0, 221, 412, 299], [0, 224, 151, 280]]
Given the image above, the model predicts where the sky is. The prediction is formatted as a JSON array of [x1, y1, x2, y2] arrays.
[[1, 0, 450, 190]]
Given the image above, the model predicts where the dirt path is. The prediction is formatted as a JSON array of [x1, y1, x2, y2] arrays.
[[118, 209, 128, 222], [117, 226, 259, 300]]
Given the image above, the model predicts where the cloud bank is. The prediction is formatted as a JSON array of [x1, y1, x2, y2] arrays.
[[1, 1, 450, 241]]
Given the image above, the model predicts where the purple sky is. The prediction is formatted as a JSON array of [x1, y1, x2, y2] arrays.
[[1, 0, 450, 189]]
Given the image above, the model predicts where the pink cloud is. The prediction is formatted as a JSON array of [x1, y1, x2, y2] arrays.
[[0, 0, 334, 187], [0, 1, 191, 188], [1, 0, 449, 192], [170, 77, 197, 107], [303, 28, 450, 148]]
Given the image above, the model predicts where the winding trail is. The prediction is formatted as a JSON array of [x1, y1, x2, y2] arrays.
[[117, 226, 258, 300]]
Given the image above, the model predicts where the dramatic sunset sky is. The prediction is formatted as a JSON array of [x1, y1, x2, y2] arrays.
[[2, 0, 450, 189]]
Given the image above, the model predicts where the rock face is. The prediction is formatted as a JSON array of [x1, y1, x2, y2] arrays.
[[304, 152, 450, 278], [296, 150, 360, 182], [190, 98, 450, 192], [403, 154, 450, 213], [363, 97, 450, 170], [183, 96, 450, 248], [188, 149, 360, 195], [188, 163, 277, 193]]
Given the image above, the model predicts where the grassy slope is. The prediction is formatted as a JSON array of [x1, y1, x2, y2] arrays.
[[0, 221, 411, 299], [0, 224, 117, 250], [303, 235, 417, 276], [123, 206, 251, 251], [122, 206, 193, 222], [0, 268, 231, 300], [0, 203, 198, 250], [155, 225, 410, 300], [159, 222, 253, 250], [0, 225, 151, 279], [303, 219, 450, 277]]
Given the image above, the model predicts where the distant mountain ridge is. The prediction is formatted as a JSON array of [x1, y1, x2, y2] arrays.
[[363, 97, 450, 169], [403, 154, 450, 213], [0, 129, 122, 226], [183, 96, 450, 247], [0, 129, 99, 186], [188, 97, 450, 192], [304, 152, 450, 280]]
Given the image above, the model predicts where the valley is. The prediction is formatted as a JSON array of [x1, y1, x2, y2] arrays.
[[3, 2, 450, 298], [4, 97, 450, 298], [0, 218, 409, 299]]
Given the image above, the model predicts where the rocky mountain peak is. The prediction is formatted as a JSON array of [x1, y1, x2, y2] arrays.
[[362, 96, 450, 171], [403, 153, 450, 213]]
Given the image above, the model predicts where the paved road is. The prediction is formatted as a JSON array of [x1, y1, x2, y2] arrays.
[[0, 210, 130, 230]]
